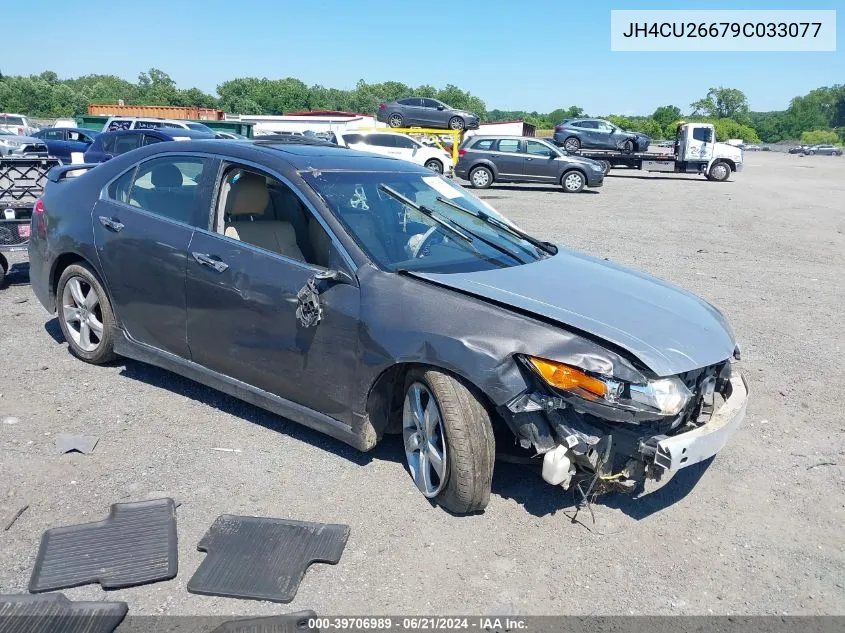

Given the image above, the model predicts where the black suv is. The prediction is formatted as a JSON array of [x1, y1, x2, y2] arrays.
[[455, 136, 605, 193]]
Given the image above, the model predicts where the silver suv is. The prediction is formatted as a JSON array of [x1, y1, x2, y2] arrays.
[[455, 136, 604, 193]]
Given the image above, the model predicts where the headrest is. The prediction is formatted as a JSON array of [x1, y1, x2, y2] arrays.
[[227, 173, 270, 217], [151, 163, 183, 188]]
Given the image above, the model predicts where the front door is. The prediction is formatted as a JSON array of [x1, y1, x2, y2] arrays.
[[523, 140, 560, 181], [491, 138, 524, 179], [93, 154, 216, 358], [185, 165, 361, 422]]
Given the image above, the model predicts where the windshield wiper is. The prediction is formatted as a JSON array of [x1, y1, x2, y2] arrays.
[[435, 196, 556, 255], [380, 185, 527, 264], [379, 185, 475, 246]]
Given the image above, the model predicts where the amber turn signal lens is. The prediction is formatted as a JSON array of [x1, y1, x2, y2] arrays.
[[527, 357, 608, 397]]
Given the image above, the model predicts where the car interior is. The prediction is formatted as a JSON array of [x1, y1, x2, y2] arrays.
[[217, 168, 332, 268], [129, 160, 198, 224]]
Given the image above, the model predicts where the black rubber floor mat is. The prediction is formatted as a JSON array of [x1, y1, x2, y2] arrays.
[[28, 498, 177, 593], [188, 515, 350, 603], [210, 611, 318, 633], [0, 593, 127, 633]]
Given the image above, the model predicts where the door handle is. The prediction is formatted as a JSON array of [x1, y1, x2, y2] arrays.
[[98, 216, 124, 232], [192, 252, 229, 273], [526, 157, 534, 161]]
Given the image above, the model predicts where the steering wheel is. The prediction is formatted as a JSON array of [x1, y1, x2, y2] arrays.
[[411, 226, 442, 258]]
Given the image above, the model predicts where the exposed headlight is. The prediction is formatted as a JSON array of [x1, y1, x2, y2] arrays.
[[524, 355, 692, 417]]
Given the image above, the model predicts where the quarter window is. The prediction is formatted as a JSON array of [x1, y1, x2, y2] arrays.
[[496, 139, 520, 153], [107, 168, 136, 205], [143, 134, 163, 146], [125, 156, 208, 225], [472, 139, 495, 150]]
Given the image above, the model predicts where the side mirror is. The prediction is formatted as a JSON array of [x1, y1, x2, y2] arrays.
[[436, 105, 445, 111], [313, 268, 354, 285]]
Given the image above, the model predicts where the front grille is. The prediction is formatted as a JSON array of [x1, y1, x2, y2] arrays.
[[0, 219, 31, 246], [21, 144, 48, 155]]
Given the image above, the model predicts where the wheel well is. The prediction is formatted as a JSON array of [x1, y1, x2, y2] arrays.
[[721, 159, 737, 172], [424, 157, 443, 169], [561, 167, 586, 181], [50, 253, 87, 302], [470, 161, 497, 179], [365, 362, 501, 439]]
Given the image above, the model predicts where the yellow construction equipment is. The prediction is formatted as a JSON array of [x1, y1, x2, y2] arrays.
[[352, 127, 465, 165]]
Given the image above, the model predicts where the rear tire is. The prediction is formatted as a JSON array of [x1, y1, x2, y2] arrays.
[[597, 159, 611, 175], [56, 262, 118, 364], [402, 368, 495, 514], [469, 166, 493, 189], [563, 137, 580, 152], [388, 113, 404, 128], [0, 254, 7, 288], [448, 117, 465, 131], [561, 170, 585, 193], [424, 158, 444, 174]]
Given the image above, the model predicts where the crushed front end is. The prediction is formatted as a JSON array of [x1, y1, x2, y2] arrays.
[[499, 351, 748, 498]]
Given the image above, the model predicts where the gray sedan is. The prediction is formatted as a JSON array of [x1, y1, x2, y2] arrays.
[[29, 139, 746, 514], [377, 98, 480, 131], [553, 118, 650, 153]]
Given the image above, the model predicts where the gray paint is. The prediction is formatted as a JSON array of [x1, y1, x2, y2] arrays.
[[411, 248, 736, 377]]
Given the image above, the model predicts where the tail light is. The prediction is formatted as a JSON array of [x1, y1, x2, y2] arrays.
[[458, 149, 467, 157], [554, 125, 564, 132], [378, 103, 386, 110], [34, 198, 47, 238]]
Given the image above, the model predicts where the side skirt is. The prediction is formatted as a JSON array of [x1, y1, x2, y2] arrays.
[[113, 330, 367, 451]]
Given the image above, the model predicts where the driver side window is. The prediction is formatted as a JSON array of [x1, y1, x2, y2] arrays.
[[215, 167, 334, 268], [526, 141, 554, 157]]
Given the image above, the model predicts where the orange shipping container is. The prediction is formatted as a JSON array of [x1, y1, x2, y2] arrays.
[[87, 104, 224, 120]]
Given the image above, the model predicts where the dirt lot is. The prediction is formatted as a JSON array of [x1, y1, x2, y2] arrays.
[[1, 151, 843, 617]]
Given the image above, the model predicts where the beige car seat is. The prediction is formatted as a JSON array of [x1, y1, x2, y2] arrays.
[[223, 172, 304, 261]]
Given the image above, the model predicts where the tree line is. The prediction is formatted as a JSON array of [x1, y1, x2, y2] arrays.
[[0, 69, 842, 144]]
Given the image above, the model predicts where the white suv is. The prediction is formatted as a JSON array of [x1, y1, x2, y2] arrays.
[[103, 117, 215, 136], [337, 130, 453, 174]]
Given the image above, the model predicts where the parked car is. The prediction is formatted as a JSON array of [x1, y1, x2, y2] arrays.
[[788, 145, 811, 154], [456, 136, 604, 193], [214, 131, 248, 140], [0, 129, 48, 156], [0, 113, 38, 136], [83, 128, 214, 163], [805, 144, 843, 156], [336, 130, 453, 174], [32, 127, 98, 163], [29, 138, 747, 514], [377, 98, 480, 131], [553, 119, 650, 153], [743, 144, 761, 151], [52, 118, 78, 128], [103, 116, 216, 136]]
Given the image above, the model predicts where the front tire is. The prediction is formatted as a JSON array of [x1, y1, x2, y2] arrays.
[[402, 368, 494, 514], [708, 160, 730, 182], [622, 139, 634, 153], [448, 116, 465, 131], [424, 158, 444, 174], [56, 263, 117, 364], [469, 165, 493, 189], [561, 170, 585, 193]]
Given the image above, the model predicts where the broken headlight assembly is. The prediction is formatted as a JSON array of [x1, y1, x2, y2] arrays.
[[515, 355, 693, 420]]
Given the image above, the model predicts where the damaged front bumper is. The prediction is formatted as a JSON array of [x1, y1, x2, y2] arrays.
[[504, 366, 748, 494], [644, 372, 747, 473]]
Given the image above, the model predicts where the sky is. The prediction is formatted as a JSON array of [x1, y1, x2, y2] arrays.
[[8, 0, 843, 115]]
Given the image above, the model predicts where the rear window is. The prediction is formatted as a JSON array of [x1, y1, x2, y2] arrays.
[[113, 134, 142, 154], [472, 139, 495, 150], [106, 119, 133, 131]]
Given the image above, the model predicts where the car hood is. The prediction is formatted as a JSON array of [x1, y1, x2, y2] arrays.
[[409, 249, 736, 377], [0, 134, 42, 144]]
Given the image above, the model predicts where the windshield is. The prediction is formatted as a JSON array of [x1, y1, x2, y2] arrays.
[[302, 171, 549, 273], [0, 116, 25, 126], [186, 122, 215, 134]]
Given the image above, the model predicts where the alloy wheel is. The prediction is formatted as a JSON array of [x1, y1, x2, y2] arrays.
[[564, 138, 580, 152], [62, 276, 104, 352], [403, 382, 448, 497], [471, 168, 490, 187]]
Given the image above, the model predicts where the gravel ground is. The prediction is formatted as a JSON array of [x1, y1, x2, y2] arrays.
[[1, 151, 843, 618]]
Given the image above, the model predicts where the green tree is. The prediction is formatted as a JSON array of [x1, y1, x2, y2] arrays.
[[800, 129, 840, 144], [691, 87, 749, 121], [652, 105, 682, 129]]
